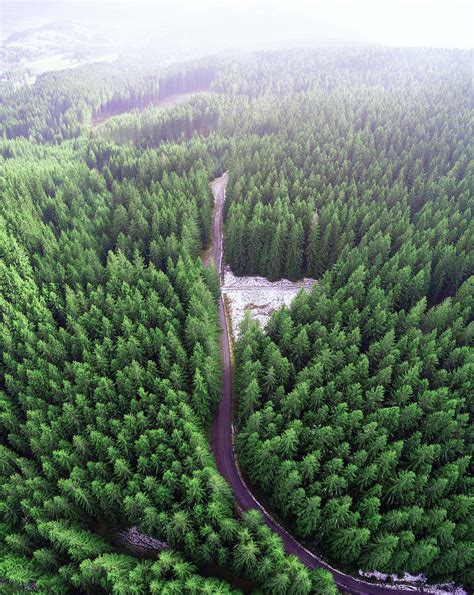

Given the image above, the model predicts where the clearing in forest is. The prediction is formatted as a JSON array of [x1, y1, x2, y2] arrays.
[[222, 266, 316, 340], [91, 90, 212, 128]]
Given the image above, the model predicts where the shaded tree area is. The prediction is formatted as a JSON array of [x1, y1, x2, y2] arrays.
[[93, 65, 215, 125], [0, 129, 336, 593], [0, 58, 218, 143], [228, 49, 472, 590], [96, 94, 225, 148], [2, 45, 472, 592]]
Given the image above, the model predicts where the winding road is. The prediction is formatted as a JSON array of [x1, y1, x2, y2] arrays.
[[205, 173, 425, 595]]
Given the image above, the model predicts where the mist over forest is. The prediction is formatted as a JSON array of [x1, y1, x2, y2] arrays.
[[2, 0, 471, 86], [0, 1, 472, 594]]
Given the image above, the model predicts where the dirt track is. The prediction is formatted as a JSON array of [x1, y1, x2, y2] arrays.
[[205, 173, 423, 595]]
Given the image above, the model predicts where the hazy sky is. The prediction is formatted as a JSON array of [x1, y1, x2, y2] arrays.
[[2, 0, 472, 49]]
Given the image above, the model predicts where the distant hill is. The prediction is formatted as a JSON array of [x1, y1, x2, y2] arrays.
[[5, 21, 108, 46], [0, 20, 117, 87]]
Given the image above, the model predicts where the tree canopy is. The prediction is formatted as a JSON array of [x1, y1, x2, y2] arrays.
[[1, 45, 471, 592]]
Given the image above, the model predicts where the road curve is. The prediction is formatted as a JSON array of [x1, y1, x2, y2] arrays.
[[206, 173, 422, 595]]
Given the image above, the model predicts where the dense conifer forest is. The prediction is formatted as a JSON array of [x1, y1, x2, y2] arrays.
[[0, 47, 472, 593]]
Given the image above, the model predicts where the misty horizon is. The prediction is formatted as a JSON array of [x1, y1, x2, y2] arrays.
[[2, 0, 472, 54]]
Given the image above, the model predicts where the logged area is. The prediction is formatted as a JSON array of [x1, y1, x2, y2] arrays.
[[222, 267, 316, 341], [0, 47, 472, 595], [91, 90, 212, 129]]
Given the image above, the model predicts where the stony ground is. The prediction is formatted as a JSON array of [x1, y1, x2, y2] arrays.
[[221, 266, 316, 339]]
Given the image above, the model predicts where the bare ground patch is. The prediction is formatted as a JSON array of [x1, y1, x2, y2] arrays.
[[91, 90, 213, 129], [221, 266, 316, 339]]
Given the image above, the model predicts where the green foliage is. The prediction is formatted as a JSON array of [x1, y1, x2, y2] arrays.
[[0, 58, 217, 143], [230, 47, 472, 590], [3, 44, 471, 592], [0, 53, 338, 591]]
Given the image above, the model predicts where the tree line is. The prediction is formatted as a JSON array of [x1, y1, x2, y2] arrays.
[[0, 58, 217, 143]]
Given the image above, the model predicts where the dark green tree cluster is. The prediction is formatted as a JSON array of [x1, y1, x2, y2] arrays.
[[223, 52, 471, 287], [236, 272, 472, 584], [1, 58, 216, 143], [0, 129, 335, 592], [228, 48, 472, 590]]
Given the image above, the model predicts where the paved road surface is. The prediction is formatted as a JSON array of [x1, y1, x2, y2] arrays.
[[206, 172, 422, 594]]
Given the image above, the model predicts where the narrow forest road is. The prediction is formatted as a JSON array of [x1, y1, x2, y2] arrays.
[[205, 173, 422, 595]]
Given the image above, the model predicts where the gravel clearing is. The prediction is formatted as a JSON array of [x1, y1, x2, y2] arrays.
[[222, 266, 316, 339], [358, 571, 468, 594]]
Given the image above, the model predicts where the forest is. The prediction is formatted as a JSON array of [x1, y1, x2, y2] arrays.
[[228, 50, 473, 587], [0, 46, 472, 593]]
